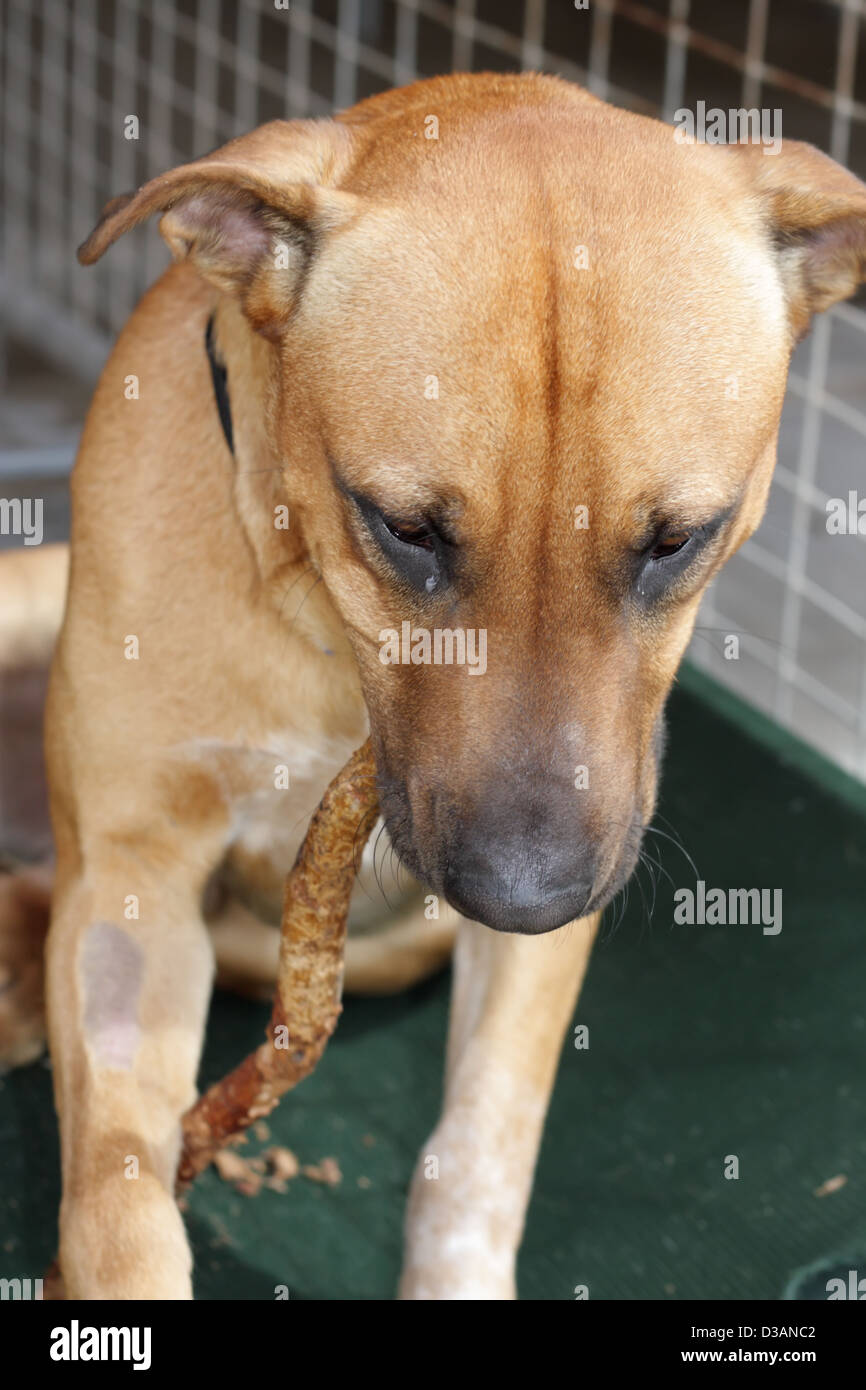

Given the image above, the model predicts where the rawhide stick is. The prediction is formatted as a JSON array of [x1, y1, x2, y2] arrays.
[[176, 738, 378, 1187]]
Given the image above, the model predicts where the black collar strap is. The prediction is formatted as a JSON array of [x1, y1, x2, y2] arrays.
[[205, 315, 234, 456]]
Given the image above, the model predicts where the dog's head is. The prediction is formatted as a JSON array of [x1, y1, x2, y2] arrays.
[[81, 73, 866, 932]]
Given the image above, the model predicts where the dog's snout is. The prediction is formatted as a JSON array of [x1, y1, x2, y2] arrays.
[[441, 821, 596, 934]]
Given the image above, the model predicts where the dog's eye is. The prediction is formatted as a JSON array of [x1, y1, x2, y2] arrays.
[[634, 507, 734, 605], [350, 491, 446, 594], [382, 517, 436, 551], [634, 528, 700, 603], [649, 532, 691, 561]]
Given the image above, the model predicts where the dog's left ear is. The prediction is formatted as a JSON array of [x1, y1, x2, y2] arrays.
[[77, 120, 359, 337], [731, 140, 866, 337]]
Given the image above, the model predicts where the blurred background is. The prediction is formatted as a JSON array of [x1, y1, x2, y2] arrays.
[[1, 0, 865, 781]]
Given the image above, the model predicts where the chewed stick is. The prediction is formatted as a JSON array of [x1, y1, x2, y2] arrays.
[[176, 738, 378, 1188]]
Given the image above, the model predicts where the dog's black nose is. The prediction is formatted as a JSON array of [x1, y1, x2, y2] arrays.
[[442, 835, 595, 933]]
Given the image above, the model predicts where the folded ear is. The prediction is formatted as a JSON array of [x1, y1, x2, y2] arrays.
[[78, 120, 358, 337], [732, 140, 866, 338]]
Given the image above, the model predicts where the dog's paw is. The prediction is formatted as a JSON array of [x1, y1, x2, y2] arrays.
[[0, 861, 52, 1070], [398, 1264, 517, 1300], [60, 1176, 194, 1299]]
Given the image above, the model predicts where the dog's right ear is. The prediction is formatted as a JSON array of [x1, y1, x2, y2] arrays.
[[77, 120, 358, 338]]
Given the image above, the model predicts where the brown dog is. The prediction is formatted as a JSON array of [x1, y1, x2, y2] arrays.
[[3, 71, 866, 1299]]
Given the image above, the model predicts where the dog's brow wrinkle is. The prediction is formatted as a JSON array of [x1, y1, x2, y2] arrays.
[[80, 922, 143, 1071]]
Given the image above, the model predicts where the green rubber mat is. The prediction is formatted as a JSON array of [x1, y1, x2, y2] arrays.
[[2, 672, 864, 1300]]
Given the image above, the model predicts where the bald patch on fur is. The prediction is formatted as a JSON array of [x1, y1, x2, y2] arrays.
[[80, 923, 143, 1070]]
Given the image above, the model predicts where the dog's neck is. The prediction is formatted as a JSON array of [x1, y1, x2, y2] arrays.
[[209, 304, 301, 567], [207, 299, 354, 667]]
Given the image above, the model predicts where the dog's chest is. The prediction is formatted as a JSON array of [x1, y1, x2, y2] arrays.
[[170, 727, 411, 929], [166, 724, 349, 873]]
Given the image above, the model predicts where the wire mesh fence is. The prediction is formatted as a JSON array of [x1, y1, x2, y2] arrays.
[[1, 0, 865, 778]]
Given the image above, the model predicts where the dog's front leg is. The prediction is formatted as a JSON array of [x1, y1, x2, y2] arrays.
[[47, 853, 215, 1300], [399, 913, 599, 1300]]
